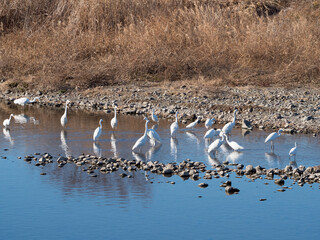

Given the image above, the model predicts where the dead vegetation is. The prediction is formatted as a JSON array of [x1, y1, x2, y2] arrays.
[[0, 0, 319, 91]]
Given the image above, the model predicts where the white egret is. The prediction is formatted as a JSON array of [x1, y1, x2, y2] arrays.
[[204, 128, 221, 139], [264, 129, 283, 151], [289, 142, 298, 160], [205, 117, 215, 129], [93, 119, 103, 142], [151, 109, 159, 122], [222, 109, 238, 135], [170, 111, 179, 138], [60, 100, 70, 127], [3, 114, 14, 128], [132, 119, 150, 153], [14, 97, 40, 105], [186, 116, 201, 129], [111, 106, 118, 131], [207, 134, 225, 155], [148, 127, 161, 146], [224, 134, 244, 151], [143, 117, 161, 146]]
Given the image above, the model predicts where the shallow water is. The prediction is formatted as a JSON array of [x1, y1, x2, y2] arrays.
[[1, 102, 320, 240]]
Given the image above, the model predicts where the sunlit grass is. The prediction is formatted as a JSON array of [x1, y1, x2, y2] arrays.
[[0, 0, 319, 90]]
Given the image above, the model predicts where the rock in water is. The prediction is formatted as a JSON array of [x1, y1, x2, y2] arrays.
[[242, 119, 253, 130]]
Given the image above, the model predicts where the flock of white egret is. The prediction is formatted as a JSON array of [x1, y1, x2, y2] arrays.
[[2, 97, 298, 160]]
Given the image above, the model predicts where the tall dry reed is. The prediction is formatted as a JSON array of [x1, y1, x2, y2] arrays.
[[0, 0, 319, 90]]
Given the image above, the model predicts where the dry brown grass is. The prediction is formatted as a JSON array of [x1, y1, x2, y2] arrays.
[[0, 0, 319, 91]]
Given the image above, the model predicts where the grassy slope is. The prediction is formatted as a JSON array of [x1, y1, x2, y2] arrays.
[[0, 0, 319, 91]]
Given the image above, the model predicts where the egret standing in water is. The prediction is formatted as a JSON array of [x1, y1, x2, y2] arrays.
[[111, 106, 118, 131], [145, 117, 161, 146], [3, 114, 14, 129], [222, 109, 238, 135], [151, 109, 159, 123], [186, 116, 201, 129], [224, 134, 244, 151], [60, 100, 70, 127], [207, 134, 225, 155], [170, 111, 179, 138], [132, 119, 150, 153], [205, 117, 215, 129], [14, 97, 40, 106], [289, 142, 298, 160], [265, 129, 283, 151], [204, 128, 221, 140], [93, 119, 103, 142]]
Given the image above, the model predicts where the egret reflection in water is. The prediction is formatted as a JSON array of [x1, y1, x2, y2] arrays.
[[13, 114, 39, 125], [170, 137, 178, 162], [60, 130, 71, 157], [207, 152, 221, 166], [93, 142, 102, 157], [111, 133, 118, 158], [186, 131, 200, 145], [3, 128, 14, 146], [146, 144, 162, 161], [265, 152, 281, 166], [132, 152, 147, 162], [226, 151, 243, 163]]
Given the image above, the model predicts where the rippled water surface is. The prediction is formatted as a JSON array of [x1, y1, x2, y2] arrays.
[[1, 102, 320, 240]]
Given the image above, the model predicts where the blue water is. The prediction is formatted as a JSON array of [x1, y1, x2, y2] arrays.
[[1, 102, 320, 239]]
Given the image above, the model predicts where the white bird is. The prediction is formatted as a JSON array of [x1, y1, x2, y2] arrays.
[[148, 127, 161, 146], [110, 106, 118, 130], [224, 134, 244, 151], [186, 116, 201, 129], [207, 134, 225, 155], [13, 97, 40, 105], [222, 109, 238, 135], [151, 109, 159, 122], [3, 114, 14, 128], [132, 119, 150, 153], [93, 119, 103, 142], [13, 114, 29, 124], [170, 111, 179, 138], [60, 100, 70, 127], [289, 142, 298, 160], [265, 129, 283, 151], [204, 128, 221, 139], [205, 117, 215, 129]]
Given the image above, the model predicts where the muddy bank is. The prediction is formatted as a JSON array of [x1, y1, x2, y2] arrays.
[[1, 83, 320, 133]]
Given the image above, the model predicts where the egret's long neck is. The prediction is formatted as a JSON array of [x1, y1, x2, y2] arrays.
[[64, 103, 68, 115], [99, 120, 102, 128], [31, 97, 37, 103], [295, 142, 297, 147], [144, 121, 149, 136], [9, 115, 12, 122], [232, 111, 237, 123], [175, 113, 178, 123], [114, 108, 117, 118]]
